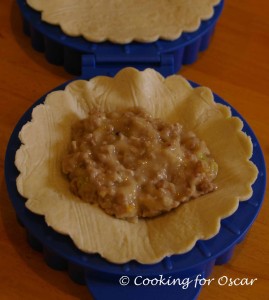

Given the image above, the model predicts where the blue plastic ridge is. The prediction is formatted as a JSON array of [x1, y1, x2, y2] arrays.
[[196, 241, 212, 258], [221, 219, 241, 236], [163, 257, 174, 271]]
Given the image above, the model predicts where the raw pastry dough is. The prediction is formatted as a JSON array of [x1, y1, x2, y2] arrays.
[[15, 68, 258, 263], [26, 0, 221, 43]]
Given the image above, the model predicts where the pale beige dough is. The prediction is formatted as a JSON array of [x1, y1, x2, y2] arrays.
[[15, 68, 258, 264], [26, 0, 221, 43]]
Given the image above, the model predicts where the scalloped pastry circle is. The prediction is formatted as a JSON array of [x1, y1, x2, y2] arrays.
[[26, 0, 221, 43], [15, 68, 257, 264]]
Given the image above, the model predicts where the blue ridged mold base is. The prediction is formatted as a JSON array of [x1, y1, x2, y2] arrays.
[[17, 0, 224, 77], [5, 79, 266, 300]]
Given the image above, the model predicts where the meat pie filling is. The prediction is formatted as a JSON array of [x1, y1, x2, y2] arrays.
[[62, 107, 218, 221]]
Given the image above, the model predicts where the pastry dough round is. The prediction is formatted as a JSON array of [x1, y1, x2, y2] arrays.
[[15, 68, 258, 263], [26, 0, 221, 43]]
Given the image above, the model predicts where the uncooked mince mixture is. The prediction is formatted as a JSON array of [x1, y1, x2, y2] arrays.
[[62, 107, 218, 221]]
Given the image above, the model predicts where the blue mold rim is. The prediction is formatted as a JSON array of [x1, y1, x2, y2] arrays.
[[17, 0, 224, 77], [5, 78, 266, 300]]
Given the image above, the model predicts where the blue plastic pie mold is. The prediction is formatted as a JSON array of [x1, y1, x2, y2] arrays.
[[17, 0, 224, 77], [5, 78, 266, 300]]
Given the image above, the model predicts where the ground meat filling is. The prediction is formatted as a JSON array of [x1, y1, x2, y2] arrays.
[[62, 107, 218, 221]]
